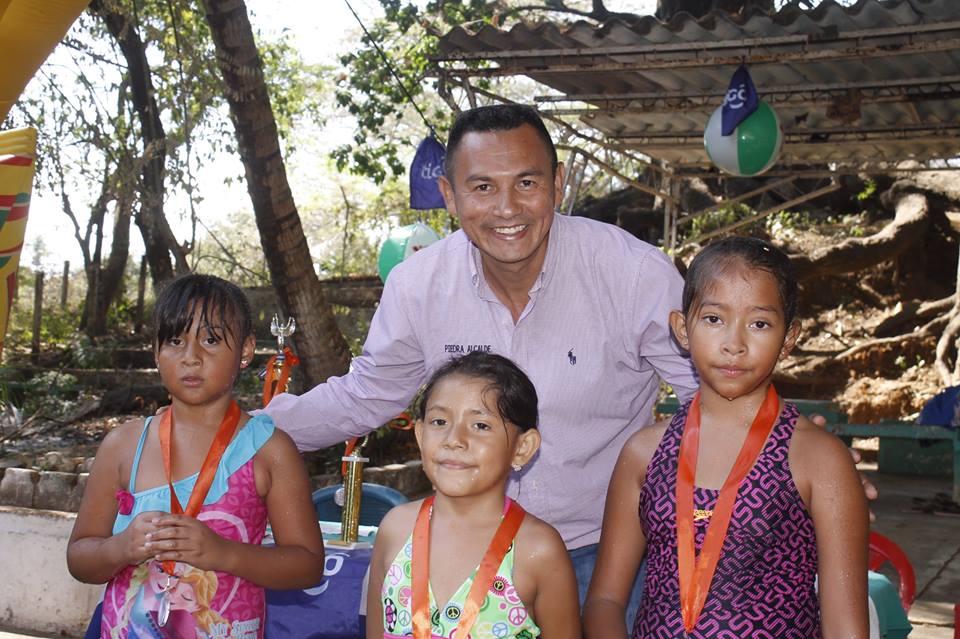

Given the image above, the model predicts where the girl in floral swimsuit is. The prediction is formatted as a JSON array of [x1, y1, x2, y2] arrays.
[[366, 352, 580, 639]]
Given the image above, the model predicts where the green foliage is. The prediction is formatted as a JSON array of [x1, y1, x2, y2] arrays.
[[857, 179, 877, 202], [14, 369, 94, 423], [686, 203, 759, 239], [305, 170, 454, 278], [333, 1, 521, 183], [65, 333, 111, 368], [9, 0, 329, 316], [24, 370, 79, 399], [190, 208, 272, 287], [766, 210, 813, 232]]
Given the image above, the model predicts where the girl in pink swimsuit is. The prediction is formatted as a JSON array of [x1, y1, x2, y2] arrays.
[[67, 274, 325, 638]]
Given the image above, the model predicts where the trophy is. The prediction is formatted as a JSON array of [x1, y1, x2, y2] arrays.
[[328, 435, 369, 547], [260, 314, 297, 403]]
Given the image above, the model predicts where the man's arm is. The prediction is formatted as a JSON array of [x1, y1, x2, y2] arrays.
[[263, 271, 428, 451], [629, 249, 698, 402]]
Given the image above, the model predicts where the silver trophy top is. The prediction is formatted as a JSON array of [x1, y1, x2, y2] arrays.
[[270, 314, 296, 352]]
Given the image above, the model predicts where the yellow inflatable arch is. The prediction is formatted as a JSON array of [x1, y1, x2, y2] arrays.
[[0, 0, 89, 357]]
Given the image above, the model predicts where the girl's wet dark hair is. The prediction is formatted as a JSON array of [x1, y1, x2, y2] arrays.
[[683, 236, 799, 327], [414, 352, 539, 432], [153, 273, 252, 351]]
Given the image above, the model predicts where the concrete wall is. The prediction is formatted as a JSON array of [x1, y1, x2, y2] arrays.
[[0, 507, 101, 637]]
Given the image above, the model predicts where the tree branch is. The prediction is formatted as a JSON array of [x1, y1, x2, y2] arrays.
[[511, 0, 634, 22]]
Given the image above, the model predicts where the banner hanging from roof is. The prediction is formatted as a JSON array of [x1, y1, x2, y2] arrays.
[[721, 64, 759, 136], [409, 135, 446, 210]]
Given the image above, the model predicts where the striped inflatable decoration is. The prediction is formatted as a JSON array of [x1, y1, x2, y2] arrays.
[[704, 100, 783, 177], [0, 127, 35, 359]]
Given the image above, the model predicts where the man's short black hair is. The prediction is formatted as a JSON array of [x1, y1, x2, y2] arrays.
[[444, 104, 558, 179]]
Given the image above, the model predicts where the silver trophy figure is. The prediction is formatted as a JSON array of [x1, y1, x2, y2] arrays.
[[260, 314, 297, 397]]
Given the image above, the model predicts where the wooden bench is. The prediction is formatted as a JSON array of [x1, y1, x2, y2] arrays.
[[656, 397, 960, 502]]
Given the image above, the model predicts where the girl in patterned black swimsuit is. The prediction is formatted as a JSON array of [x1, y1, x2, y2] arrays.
[[583, 237, 869, 639]]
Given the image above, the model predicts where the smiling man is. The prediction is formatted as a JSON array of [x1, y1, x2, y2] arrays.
[[265, 104, 698, 621]]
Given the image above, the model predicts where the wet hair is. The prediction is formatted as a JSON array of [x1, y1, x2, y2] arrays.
[[153, 273, 252, 351], [682, 236, 799, 327], [414, 351, 539, 432], [444, 104, 558, 179]]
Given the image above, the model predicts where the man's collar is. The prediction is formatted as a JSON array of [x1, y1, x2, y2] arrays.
[[467, 211, 563, 297]]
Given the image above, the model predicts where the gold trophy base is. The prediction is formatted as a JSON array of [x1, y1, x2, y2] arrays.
[[325, 538, 372, 549]]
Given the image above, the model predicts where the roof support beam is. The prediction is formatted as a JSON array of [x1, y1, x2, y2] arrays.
[[443, 76, 671, 176], [543, 89, 960, 115], [533, 75, 960, 114], [555, 143, 675, 204], [435, 37, 960, 77], [678, 177, 798, 227], [534, 75, 960, 104], [615, 123, 960, 143], [684, 181, 841, 245], [434, 21, 960, 61], [675, 165, 960, 178]]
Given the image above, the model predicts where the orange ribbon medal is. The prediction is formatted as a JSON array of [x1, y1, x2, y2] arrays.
[[156, 400, 241, 625], [676, 385, 779, 634], [411, 495, 526, 639]]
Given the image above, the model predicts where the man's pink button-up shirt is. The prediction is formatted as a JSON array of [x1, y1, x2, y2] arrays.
[[266, 213, 697, 548]]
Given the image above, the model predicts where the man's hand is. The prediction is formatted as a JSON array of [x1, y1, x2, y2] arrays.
[[810, 413, 878, 522]]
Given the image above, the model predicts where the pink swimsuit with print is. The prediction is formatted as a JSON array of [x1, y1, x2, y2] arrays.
[[100, 415, 273, 639]]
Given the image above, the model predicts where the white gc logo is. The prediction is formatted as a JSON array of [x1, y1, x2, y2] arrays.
[[419, 162, 444, 180], [725, 83, 748, 110]]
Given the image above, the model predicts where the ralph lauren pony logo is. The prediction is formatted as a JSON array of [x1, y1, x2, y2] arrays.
[[567, 349, 576, 365]]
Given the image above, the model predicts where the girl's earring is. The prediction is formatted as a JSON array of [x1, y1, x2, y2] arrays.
[[240, 359, 248, 368], [512, 463, 522, 472]]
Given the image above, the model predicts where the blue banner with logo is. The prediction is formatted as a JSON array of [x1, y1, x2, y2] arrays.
[[409, 135, 446, 210], [722, 65, 759, 136]]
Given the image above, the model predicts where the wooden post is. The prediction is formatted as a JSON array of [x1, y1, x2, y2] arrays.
[[31, 271, 43, 364], [134, 256, 147, 333], [60, 261, 69, 308]]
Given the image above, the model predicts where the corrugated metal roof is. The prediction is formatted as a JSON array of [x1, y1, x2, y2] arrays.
[[435, 0, 960, 167]]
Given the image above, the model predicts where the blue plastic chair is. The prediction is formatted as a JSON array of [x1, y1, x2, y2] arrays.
[[312, 482, 408, 527]]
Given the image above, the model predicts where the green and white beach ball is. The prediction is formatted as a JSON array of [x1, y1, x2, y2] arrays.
[[377, 222, 441, 282], [704, 100, 783, 177]]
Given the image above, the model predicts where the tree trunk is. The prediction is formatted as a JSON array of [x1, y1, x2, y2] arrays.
[[78, 187, 109, 332], [790, 192, 929, 283], [89, 0, 188, 286], [201, 0, 351, 389], [85, 193, 133, 336]]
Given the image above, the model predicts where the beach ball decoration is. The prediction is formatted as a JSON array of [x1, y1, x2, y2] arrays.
[[377, 222, 441, 282], [704, 100, 783, 177], [704, 64, 783, 177]]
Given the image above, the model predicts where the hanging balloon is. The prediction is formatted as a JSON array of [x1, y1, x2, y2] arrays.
[[704, 100, 783, 177], [377, 222, 441, 282]]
